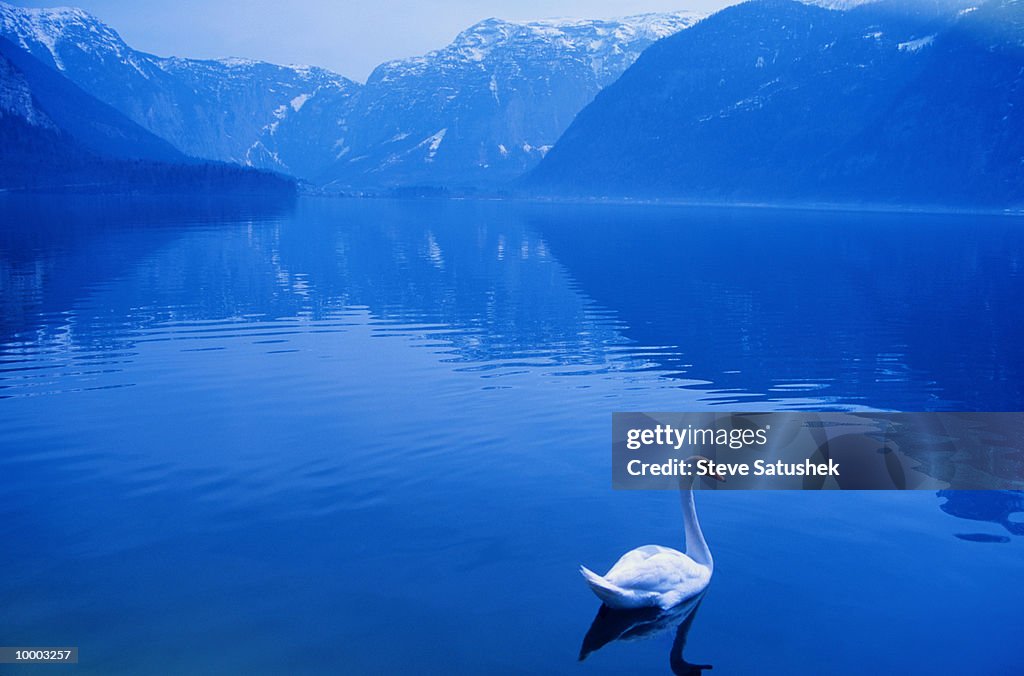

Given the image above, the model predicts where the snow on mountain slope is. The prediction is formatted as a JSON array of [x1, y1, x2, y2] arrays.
[[801, 0, 879, 9], [0, 43, 53, 127], [0, 2, 143, 72], [0, 1, 358, 174], [1, 2, 702, 187], [324, 12, 704, 189], [0, 35, 184, 162], [527, 0, 1024, 207], [150, 55, 359, 175], [373, 13, 701, 83]]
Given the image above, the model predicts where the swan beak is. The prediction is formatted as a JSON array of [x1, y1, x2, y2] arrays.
[[713, 473, 726, 483]]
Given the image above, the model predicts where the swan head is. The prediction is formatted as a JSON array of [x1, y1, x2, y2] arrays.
[[683, 455, 726, 483]]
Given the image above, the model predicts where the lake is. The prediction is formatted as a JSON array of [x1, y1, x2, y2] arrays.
[[1, 195, 1022, 674]]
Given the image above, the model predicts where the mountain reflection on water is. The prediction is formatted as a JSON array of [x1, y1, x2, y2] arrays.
[[939, 490, 1024, 544]]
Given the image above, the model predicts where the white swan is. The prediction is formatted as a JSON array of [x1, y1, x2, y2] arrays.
[[580, 456, 723, 610]]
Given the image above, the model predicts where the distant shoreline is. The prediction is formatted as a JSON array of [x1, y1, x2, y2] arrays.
[[5, 185, 1020, 218], [299, 188, 1024, 219]]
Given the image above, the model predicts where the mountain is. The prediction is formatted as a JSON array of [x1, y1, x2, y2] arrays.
[[10, 0, 1015, 203], [150, 57, 358, 179], [0, 37, 295, 194], [1, 36, 72, 172], [321, 13, 703, 190], [0, 1, 359, 178], [527, 0, 1024, 208], [0, 2, 702, 187], [0, 35, 182, 162], [1, 36, 56, 129]]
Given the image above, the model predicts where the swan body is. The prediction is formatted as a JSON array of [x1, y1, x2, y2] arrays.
[[580, 545, 711, 610], [581, 461, 718, 610]]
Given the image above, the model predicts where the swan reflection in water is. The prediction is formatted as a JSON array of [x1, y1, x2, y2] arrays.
[[579, 592, 712, 674]]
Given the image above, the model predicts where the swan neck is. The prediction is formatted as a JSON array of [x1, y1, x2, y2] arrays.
[[681, 484, 713, 570]]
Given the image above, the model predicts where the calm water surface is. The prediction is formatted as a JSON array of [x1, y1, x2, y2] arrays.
[[1, 196, 1022, 674]]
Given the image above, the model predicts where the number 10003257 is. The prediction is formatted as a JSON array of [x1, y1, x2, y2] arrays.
[[0, 647, 78, 663]]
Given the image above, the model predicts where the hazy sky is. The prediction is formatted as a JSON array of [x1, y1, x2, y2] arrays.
[[8, 0, 734, 81]]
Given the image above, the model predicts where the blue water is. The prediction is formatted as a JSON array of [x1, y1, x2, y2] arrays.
[[1, 195, 1022, 674]]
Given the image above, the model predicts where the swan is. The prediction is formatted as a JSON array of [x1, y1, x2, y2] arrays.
[[580, 456, 723, 610]]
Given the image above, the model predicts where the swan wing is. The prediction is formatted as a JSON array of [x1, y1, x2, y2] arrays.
[[604, 545, 710, 596]]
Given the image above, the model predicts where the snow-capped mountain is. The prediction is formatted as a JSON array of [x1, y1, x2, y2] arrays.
[[0, 2, 702, 186], [1, 36, 294, 194], [0, 1, 358, 175], [1, 2, 703, 187], [527, 0, 1024, 206], [0, 3, 147, 73], [323, 12, 704, 189], [147, 56, 358, 177], [1, 34, 182, 162]]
